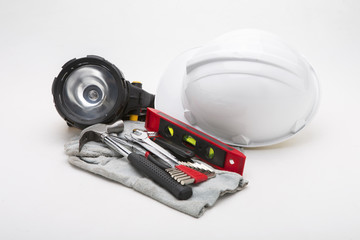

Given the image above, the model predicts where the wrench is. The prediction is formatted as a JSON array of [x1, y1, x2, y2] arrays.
[[130, 130, 180, 165], [111, 136, 173, 170]]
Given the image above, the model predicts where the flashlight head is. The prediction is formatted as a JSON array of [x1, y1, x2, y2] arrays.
[[52, 55, 154, 129]]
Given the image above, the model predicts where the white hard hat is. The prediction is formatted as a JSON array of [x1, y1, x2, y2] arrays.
[[155, 29, 320, 147]]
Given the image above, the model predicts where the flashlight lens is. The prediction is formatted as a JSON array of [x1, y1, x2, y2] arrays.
[[62, 65, 118, 121]]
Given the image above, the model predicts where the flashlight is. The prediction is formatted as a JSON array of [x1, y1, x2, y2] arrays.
[[52, 55, 155, 129]]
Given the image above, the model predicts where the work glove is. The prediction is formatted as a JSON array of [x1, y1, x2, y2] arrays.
[[64, 121, 248, 218]]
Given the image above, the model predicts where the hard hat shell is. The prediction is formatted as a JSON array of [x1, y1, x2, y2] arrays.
[[155, 29, 320, 147]]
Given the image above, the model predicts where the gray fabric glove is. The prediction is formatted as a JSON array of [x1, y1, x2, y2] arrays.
[[64, 121, 248, 218]]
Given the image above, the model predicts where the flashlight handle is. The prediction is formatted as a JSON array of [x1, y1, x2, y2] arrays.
[[127, 153, 192, 200]]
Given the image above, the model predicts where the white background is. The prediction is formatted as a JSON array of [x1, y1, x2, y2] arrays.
[[1, 0, 359, 239]]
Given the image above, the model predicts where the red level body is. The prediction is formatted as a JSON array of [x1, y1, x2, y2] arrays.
[[145, 108, 246, 175]]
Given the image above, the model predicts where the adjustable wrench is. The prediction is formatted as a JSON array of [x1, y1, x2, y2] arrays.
[[130, 130, 180, 165]]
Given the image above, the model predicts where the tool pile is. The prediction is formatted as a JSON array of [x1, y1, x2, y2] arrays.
[[77, 107, 246, 200]]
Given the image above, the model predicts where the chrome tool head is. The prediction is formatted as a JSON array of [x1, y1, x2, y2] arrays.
[[79, 120, 124, 152]]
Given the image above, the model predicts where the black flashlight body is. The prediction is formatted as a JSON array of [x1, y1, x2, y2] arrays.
[[52, 55, 155, 129]]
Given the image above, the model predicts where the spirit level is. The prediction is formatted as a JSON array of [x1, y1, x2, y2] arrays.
[[145, 108, 246, 175]]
